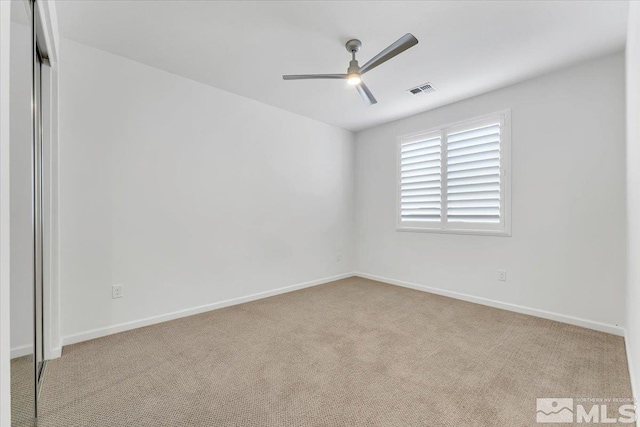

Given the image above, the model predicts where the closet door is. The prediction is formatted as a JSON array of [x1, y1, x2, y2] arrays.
[[33, 38, 45, 393]]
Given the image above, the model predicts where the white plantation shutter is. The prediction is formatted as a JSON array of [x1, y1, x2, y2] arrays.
[[446, 122, 501, 224], [400, 134, 442, 223], [397, 111, 510, 235]]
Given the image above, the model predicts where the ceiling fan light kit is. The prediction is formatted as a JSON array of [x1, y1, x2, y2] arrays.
[[283, 33, 418, 106]]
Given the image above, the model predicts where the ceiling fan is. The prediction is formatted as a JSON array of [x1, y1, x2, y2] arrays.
[[282, 34, 419, 106]]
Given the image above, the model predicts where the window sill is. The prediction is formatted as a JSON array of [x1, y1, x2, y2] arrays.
[[396, 226, 511, 237]]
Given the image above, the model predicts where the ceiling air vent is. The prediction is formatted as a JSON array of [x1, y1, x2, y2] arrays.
[[408, 83, 436, 95]]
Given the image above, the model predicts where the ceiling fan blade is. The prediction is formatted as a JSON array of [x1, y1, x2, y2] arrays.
[[360, 33, 418, 74], [282, 74, 347, 80], [355, 81, 377, 105]]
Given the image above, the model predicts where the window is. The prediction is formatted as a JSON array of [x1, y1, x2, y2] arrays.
[[397, 110, 511, 236]]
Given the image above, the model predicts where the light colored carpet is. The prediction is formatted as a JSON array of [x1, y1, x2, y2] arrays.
[[11, 355, 35, 427], [35, 277, 632, 426]]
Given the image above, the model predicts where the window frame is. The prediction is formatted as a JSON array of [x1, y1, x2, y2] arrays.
[[396, 109, 512, 237]]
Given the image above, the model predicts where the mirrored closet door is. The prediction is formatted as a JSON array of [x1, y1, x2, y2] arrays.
[[10, 0, 49, 425]]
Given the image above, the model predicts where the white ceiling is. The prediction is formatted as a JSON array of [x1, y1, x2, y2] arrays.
[[55, 1, 629, 131]]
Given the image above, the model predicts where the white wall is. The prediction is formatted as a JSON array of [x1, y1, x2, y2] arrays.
[[626, 1, 640, 401], [0, 1, 13, 425], [9, 22, 32, 357], [355, 52, 626, 332], [58, 39, 355, 343]]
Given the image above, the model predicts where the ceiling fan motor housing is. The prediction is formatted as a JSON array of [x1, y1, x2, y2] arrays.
[[348, 59, 360, 74], [346, 40, 362, 74]]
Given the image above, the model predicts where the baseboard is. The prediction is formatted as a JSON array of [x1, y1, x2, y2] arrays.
[[10, 344, 32, 360], [355, 272, 624, 336], [61, 272, 354, 347], [11, 345, 61, 361]]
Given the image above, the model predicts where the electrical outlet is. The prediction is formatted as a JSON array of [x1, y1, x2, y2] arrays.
[[498, 270, 507, 282], [337, 253, 342, 262], [112, 284, 124, 299]]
